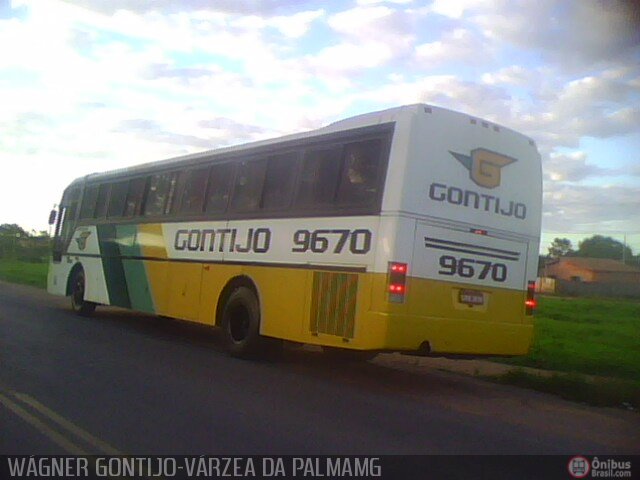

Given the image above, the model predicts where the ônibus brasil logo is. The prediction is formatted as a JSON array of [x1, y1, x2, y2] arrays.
[[568, 456, 591, 478], [449, 148, 516, 189]]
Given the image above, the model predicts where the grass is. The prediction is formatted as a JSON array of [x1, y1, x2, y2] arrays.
[[1, 258, 638, 407], [488, 295, 640, 408], [493, 296, 640, 381], [0, 258, 49, 289]]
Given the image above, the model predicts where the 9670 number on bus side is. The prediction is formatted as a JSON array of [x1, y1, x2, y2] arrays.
[[438, 255, 507, 282], [292, 229, 372, 254]]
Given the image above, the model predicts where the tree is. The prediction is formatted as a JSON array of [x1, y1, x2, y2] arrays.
[[0, 224, 50, 261], [548, 237, 574, 258], [0, 224, 29, 237], [0, 224, 29, 258], [577, 235, 633, 262]]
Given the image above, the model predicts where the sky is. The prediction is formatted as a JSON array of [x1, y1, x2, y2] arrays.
[[1, 0, 639, 255]]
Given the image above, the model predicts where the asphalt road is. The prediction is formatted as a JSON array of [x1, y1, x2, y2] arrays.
[[1, 280, 638, 455]]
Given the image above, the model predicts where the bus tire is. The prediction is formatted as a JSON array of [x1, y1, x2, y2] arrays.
[[221, 287, 265, 358], [322, 346, 377, 363], [70, 268, 96, 317]]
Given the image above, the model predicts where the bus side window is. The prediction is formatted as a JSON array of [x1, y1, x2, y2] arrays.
[[262, 152, 298, 210], [205, 163, 234, 214], [296, 145, 342, 207], [124, 177, 147, 217], [144, 172, 177, 216], [230, 159, 267, 212], [107, 181, 128, 218], [94, 183, 111, 218], [336, 138, 382, 206], [79, 185, 99, 219], [177, 167, 209, 214]]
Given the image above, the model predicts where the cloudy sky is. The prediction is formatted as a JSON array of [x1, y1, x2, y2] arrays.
[[1, 0, 639, 254]]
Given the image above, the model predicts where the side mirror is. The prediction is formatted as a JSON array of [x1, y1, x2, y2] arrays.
[[48, 209, 57, 225]]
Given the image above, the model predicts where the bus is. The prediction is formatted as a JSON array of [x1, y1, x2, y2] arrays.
[[47, 104, 542, 359]]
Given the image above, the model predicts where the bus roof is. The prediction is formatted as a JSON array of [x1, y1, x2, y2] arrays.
[[68, 103, 532, 187]]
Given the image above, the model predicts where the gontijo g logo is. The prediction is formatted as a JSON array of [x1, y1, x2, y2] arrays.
[[450, 148, 516, 189], [75, 230, 91, 251]]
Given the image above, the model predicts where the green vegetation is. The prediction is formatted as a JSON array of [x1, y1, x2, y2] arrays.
[[495, 296, 640, 380], [0, 223, 51, 288], [490, 296, 640, 408], [0, 258, 49, 289], [1, 223, 51, 262], [1, 226, 639, 408], [546, 234, 639, 264]]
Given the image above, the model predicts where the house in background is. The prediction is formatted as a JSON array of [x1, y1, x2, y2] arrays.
[[542, 257, 640, 284]]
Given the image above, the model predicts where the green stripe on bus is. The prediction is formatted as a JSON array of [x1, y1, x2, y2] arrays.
[[97, 224, 131, 308], [115, 225, 155, 314]]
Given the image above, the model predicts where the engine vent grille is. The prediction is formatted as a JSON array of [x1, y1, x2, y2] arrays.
[[310, 271, 358, 339]]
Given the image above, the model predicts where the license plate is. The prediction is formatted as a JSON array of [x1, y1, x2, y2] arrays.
[[459, 289, 484, 306]]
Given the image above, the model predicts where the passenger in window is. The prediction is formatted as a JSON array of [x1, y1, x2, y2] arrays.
[[340, 142, 379, 204], [347, 154, 366, 185]]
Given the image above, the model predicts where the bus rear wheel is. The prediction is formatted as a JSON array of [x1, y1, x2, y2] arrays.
[[70, 268, 96, 317], [221, 287, 266, 358]]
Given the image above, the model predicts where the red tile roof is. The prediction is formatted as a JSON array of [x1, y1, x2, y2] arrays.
[[550, 257, 640, 273]]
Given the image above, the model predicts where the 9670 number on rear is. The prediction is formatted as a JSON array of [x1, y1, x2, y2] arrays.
[[438, 255, 507, 282]]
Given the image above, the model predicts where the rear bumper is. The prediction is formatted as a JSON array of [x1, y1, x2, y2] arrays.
[[358, 311, 534, 356]]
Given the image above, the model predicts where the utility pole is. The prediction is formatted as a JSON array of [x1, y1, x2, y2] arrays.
[[622, 233, 627, 264]]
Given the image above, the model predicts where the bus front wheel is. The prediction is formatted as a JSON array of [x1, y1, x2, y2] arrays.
[[70, 268, 96, 317], [221, 287, 265, 358]]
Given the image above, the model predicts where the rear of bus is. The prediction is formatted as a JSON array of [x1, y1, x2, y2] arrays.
[[371, 105, 542, 356]]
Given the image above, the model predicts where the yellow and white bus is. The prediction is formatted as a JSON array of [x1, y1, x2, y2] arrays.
[[48, 104, 542, 358]]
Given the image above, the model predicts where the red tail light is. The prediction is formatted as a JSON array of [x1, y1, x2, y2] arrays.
[[388, 262, 408, 303], [525, 280, 536, 315]]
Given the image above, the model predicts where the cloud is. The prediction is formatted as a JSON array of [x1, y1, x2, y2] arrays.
[[543, 183, 640, 234], [0, 0, 28, 19], [268, 9, 324, 38], [328, 4, 412, 42], [356, 75, 512, 122], [197, 118, 267, 139], [533, 75, 638, 149], [481, 65, 531, 87], [357, 0, 414, 5], [1, 0, 638, 240], [543, 151, 613, 182], [307, 4, 414, 74], [143, 63, 220, 81], [64, 0, 320, 16], [473, 0, 640, 71], [415, 27, 493, 66], [427, 0, 492, 19], [113, 117, 269, 150]]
